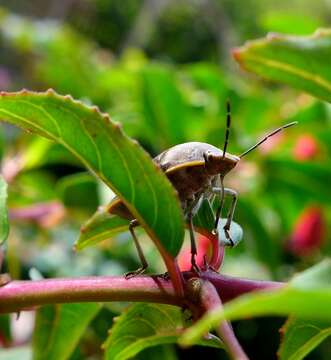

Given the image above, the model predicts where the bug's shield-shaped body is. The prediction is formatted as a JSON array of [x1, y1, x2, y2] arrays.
[[154, 142, 238, 210], [108, 142, 239, 219], [108, 141, 239, 277]]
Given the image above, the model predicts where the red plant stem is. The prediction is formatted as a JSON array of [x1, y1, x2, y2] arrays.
[[0, 272, 284, 314], [199, 271, 283, 302], [196, 279, 249, 360]]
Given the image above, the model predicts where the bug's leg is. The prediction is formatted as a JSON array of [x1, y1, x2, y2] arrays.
[[222, 188, 238, 247], [125, 219, 149, 278], [213, 176, 225, 232], [185, 196, 202, 274], [211, 187, 238, 246], [187, 210, 199, 273]]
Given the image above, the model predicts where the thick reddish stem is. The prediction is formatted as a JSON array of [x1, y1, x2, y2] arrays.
[[0, 272, 283, 314], [199, 271, 283, 302], [0, 275, 179, 313], [194, 278, 249, 360]]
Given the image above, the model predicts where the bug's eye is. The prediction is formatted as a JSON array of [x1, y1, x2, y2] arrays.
[[204, 151, 214, 163]]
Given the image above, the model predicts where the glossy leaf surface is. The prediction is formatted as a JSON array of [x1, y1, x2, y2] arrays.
[[233, 29, 331, 103], [104, 303, 223, 360], [0, 91, 184, 256]]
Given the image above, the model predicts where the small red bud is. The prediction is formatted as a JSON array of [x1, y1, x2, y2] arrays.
[[178, 235, 211, 271], [293, 134, 319, 161], [288, 206, 325, 256]]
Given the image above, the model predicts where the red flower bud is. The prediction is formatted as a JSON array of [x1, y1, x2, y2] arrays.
[[178, 234, 211, 271], [293, 134, 319, 161], [288, 206, 325, 256]]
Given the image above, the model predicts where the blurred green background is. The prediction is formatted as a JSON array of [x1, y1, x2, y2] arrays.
[[0, 0, 331, 359]]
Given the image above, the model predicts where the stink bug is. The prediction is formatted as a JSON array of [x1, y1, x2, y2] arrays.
[[108, 101, 297, 276]]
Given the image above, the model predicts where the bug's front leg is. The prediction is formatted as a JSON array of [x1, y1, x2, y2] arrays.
[[125, 219, 148, 278], [211, 187, 238, 246]]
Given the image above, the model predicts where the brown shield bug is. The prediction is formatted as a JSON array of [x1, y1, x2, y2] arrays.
[[108, 101, 297, 276]]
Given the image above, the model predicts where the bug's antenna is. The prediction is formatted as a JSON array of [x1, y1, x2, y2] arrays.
[[222, 99, 231, 158], [239, 121, 298, 158]]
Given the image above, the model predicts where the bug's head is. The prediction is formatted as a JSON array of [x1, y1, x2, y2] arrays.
[[204, 151, 240, 175]]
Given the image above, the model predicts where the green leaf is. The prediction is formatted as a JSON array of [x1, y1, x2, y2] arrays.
[[104, 303, 223, 360], [233, 29, 331, 103], [135, 345, 177, 360], [179, 259, 331, 346], [32, 303, 101, 360], [75, 206, 130, 250], [0, 176, 9, 245], [0, 91, 184, 257], [278, 317, 331, 360], [193, 198, 214, 232], [56, 172, 99, 210]]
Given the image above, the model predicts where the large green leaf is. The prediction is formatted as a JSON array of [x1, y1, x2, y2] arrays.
[[0, 91, 184, 257], [233, 29, 331, 103], [179, 259, 331, 346], [104, 303, 223, 360], [32, 303, 101, 360], [278, 317, 331, 360], [0, 176, 9, 245], [75, 206, 130, 250]]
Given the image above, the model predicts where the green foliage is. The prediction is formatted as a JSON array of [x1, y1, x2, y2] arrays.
[[179, 260, 331, 346], [0, 91, 184, 257], [233, 29, 331, 103], [56, 173, 99, 210], [33, 303, 101, 360], [75, 207, 129, 251], [1, 3, 331, 360], [278, 318, 331, 360], [104, 303, 223, 360]]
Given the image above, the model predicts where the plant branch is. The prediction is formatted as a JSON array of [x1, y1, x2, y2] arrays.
[[0, 271, 284, 314], [188, 278, 249, 360]]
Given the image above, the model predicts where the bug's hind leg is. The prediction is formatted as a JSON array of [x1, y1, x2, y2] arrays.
[[125, 219, 148, 278], [186, 196, 203, 274]]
